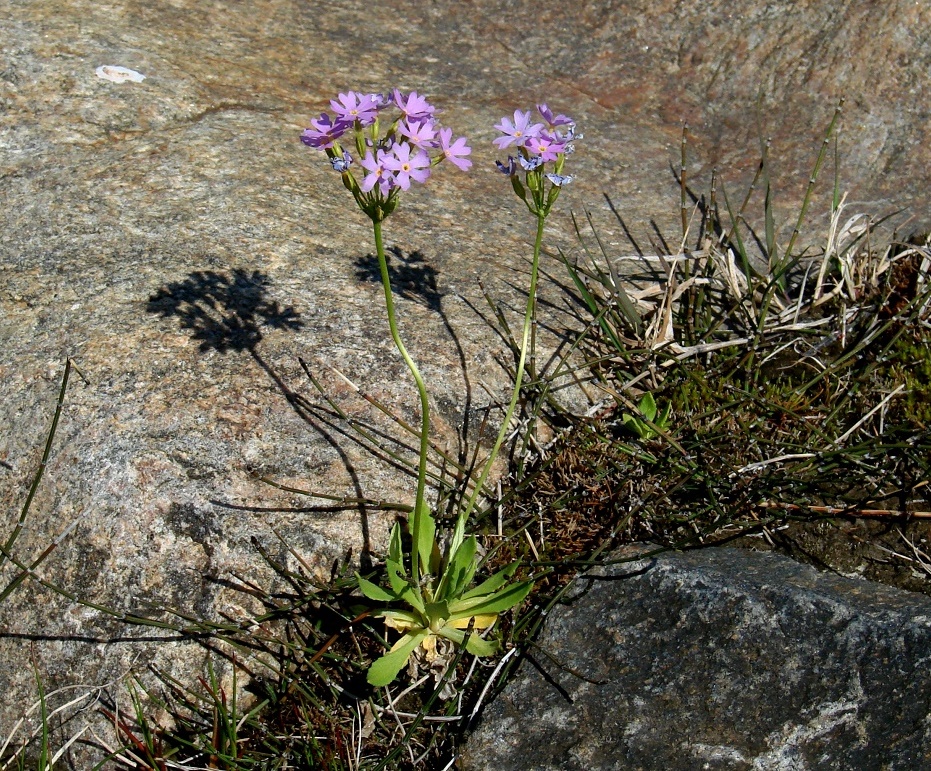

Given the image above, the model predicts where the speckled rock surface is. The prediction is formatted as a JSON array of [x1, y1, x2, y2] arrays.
[[2, 0, 931, 751], [460, 546, 931, 770], [472, 0, 931, 217]]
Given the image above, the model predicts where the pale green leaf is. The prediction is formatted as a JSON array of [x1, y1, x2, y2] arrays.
[[424, 599, 450, 625], [399, 584, 426, 615], [388, 522, 403, 564], [638, 392, 658, 422], [413, 500, 436, 578], [356, 574, 395, 603], [622, 413, 649, 439], [377, 609, 423, 630], [460, 562, 518, 601], [367, 631, 428, 687], [386, 558, 408, 596], [442, 536, 478, 600], [437, 626, 500, 657], [450, 579, 533, 621]]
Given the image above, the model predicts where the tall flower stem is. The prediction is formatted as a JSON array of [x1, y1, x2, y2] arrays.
[[372, 220, 431, 584], [452, 211, 546, 550]]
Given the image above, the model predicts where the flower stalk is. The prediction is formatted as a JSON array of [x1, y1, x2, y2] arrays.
[[371, 218, 432, 585], [452, 210, 545, 552]]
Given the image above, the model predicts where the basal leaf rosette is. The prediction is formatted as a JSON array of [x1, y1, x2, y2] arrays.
[[357, 522, 532, 687]]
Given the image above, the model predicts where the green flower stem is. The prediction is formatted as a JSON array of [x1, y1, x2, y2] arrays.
[[372, 219, 431, 585], [453, 211, 546, 550]]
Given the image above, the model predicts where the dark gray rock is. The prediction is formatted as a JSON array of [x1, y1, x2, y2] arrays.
[[461, 546, 931, 770]]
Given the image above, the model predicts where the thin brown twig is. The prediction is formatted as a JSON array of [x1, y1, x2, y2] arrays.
[[758, 502, 931, 519]]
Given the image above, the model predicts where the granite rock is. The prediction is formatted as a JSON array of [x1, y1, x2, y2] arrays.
[[2, 0, 931, 750], [460, 546, 931, 770], [466, 0, 931, 225]]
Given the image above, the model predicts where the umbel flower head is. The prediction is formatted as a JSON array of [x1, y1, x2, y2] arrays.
[[494, 104, 579, 218], [302, 89, 472, 222]]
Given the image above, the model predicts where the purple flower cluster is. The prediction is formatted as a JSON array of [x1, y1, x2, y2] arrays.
[[301, 90, 472, 201], [494, 104, 577, 182], [494, 105, 579, 215]]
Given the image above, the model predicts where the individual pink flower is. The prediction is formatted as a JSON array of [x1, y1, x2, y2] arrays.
[[398, 119, 438, 149], [524, 134, 564, 162], [382, 143, 431, 190], [392, 90, 435, 121], [537, 104, 574, 128], [437, 127, 472, 171], [301, 112, 347, 149], [360, 149, 395, 194], [493, 110, 543, 149], [330, 91, 381, 126]]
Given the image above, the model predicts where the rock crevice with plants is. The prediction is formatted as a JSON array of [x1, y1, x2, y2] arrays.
[[2, 1, 931, 768]]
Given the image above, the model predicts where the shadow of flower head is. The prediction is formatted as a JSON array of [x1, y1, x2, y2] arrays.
[[354, 247, 443, 312], [147, 269, 303, 353]]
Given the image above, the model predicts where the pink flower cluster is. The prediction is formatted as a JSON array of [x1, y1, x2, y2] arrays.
[[302, 90, 472, 195], [494, 104, 578, 186]]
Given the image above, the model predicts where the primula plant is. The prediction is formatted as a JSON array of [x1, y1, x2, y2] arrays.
[[301, 94, 578, 687], [622, 392, 672, 440]]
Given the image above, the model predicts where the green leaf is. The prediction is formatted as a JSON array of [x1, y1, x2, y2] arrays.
[[451, 579, 533, 620], [622, 413, 649, 439], [367, 631, 428, 687], [464, 633, 500, 657], [401, 586, 426, 613], [378, 609, 423, 628], [442, 536, 478, 600], [388, 522, 403, 564], [428, 535, 442, 577], [424, 599, 450, 625], [356, 574, 395, 603], [413, 500, 436, 579], [437, 626, 500, 657], [656, 401, 672, 430], [638, 392, 658, 422], [386, 558, 408, 596], [460, 562, 518, 601]]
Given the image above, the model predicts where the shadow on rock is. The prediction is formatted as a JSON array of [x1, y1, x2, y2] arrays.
[[147, 268, 380, 566], [354, 247, 443, 312], [146, 268, 304, 353]]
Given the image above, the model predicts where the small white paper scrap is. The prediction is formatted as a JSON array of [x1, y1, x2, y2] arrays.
[[95, 65, 146, 83]]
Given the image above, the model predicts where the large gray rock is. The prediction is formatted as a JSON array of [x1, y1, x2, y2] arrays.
[[2, 0, 931, 746], [461, 546, 931, 770]]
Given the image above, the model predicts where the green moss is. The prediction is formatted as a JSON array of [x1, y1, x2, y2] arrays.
[[882, 326, 931, 426]]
